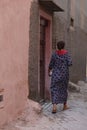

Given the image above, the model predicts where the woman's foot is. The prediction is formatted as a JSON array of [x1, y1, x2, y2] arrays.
[[52, 104, 57, 113], [63, 104, 69, 110], [52, 108, 57, 113]]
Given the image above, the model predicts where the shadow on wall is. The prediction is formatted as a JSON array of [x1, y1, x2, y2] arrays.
[[28, 1, 39, 100]]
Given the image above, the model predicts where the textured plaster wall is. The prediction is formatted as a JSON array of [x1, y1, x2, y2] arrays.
[[70, 28, 87, 82], [0, 0, 31, 125], [69, 0, 87, 82], [52, 0, 69, 50], [29, 0, 39, 100], [29, 1, 52, 100]]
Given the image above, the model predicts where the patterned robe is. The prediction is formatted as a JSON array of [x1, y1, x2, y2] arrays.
[[49, 50, 72, 104]]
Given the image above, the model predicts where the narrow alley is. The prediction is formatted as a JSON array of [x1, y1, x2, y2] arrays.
[[1, 81, 87, 130], [0, 1, 87, 129]]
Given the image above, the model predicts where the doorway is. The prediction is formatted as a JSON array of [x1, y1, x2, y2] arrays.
[[40, 17, 48, 100]]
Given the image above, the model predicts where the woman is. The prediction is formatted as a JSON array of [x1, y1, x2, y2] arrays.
[[48, 41, 72, 113]]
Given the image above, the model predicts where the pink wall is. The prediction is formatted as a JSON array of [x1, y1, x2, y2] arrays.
[[0, 0, 31, 125], [40, 10, 52, 99]]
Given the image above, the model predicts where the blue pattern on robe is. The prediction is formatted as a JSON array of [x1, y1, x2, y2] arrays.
[[49, 51, 72, 104]]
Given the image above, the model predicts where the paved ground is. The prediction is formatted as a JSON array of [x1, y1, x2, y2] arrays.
[[1, 82, 87, 130]]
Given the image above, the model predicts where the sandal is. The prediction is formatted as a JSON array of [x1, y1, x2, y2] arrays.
[[63, 105, 69, 110], [52, 107, 57, 113]]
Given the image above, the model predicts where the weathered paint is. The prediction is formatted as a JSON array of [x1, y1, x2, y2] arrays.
[[0, 0, 32, 125]]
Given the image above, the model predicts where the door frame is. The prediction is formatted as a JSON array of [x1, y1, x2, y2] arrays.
[[39, 9, 52, 100]]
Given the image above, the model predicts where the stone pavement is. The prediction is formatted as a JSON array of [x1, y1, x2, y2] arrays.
[[1, 82, 87, 130]]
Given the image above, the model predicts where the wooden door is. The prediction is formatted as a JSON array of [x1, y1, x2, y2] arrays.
[[40, 17, 48, 100]]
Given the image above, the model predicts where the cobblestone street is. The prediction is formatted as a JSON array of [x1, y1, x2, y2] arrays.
[[1, 82, 87, 130]]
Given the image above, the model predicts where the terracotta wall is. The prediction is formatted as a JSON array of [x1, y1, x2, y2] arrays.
[[0, 0, 31, 125]]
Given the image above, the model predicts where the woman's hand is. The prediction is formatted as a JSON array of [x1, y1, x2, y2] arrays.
[[48, 69, 52, 77]]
